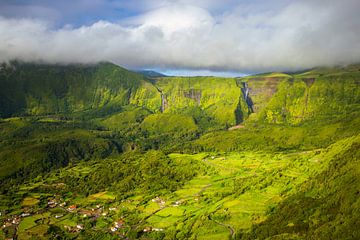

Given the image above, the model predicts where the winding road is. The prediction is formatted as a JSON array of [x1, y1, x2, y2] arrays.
[[209, 215, 235, 239]]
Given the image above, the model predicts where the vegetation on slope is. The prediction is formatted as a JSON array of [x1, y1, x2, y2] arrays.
[[253, 68, 360, 124], [183, 113, 360, 153], [0, 118, 122, 192], [154, 76, 251, 129], [0, 61, 161, 117], [0, 63, 359, 239], [240, 135, 360, 240]]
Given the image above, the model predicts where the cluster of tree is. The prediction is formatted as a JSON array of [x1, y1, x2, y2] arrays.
[[58, 150, 207, 198]]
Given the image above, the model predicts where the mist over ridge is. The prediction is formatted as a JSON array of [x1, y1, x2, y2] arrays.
[[0, 0, 360, 73]]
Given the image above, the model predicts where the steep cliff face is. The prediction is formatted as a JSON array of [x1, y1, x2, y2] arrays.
[[153, 76, 250, 128], [258, 68, 360, 124], [0, 63, 251, 130], [237, 73, 291, 121], [0, 62, 161, 117], [234, 81, 253, 124], [234, 67, 360, 125], [1, 62, 358, 129]]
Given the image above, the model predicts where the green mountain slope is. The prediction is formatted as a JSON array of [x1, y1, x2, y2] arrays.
[[0, 118, 122, 188], [0, 62, 252, 130], [154, 76, 251, 129], [0, 62, 161, 117], [252, 68, 360, 124], [241, 135, 360, 240], [0, 62, 359, 240], [239, 72, 291, 117]]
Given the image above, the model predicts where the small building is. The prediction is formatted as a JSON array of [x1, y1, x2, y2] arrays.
[[79, 209, 93, 217], [67, 205, 77, 212], [114, 220, 125, 228], [2, 222, 12, 228], [12, 217, 21, 225], [153, 228, 164, 232], [76, 224, 84, 230], [20, 213, 31, 217]]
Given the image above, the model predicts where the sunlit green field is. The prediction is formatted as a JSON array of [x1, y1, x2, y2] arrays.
[[2, 147, 336, 239]]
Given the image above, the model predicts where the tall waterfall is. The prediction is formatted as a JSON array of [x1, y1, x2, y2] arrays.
[[243, 82, 249, 99], [161, 93, 166, 113], [241, 82, 254, 112], [154, 86, 167, 113]]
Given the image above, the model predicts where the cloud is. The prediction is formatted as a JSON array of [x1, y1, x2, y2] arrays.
[[0, 0, 359, 72]]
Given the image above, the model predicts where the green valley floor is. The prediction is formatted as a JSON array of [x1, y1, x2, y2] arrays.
[[2, 134, 358, 239]]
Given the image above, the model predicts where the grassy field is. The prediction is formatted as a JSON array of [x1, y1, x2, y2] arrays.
[[1, 149, 325, 239], [88, 191, 116, 201], [139, 150, 324, 238], [2, 134, 354, 240], [21, 197, 40, 207]]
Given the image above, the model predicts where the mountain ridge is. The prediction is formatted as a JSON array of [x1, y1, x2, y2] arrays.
[[0, 61, 359, 239]]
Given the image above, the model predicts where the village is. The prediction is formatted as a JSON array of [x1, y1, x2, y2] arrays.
[[1, 193, 176, 239], [1, 193, 126, 238]]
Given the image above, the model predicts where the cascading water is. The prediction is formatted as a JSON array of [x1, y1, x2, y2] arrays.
[[161, 92, 166, 113], [243, 82, 249, 99], [154, 86, 167, 113], [241, 82, 254, 112]]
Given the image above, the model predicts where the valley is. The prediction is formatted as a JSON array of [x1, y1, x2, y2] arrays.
[[2, 148, 332, 239], [0, 62, 359, 239]]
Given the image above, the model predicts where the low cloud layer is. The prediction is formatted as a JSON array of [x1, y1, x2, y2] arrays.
[[0, 0, 360, 72]]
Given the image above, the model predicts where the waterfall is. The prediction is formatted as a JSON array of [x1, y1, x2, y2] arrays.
[[243, 82, 249, 100], [241, 82, 254, 113], [154, 86, 167, 113], [161, 93, 166, 113]]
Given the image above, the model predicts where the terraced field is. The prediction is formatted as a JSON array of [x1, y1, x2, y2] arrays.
[[2, 147, 335, 239]]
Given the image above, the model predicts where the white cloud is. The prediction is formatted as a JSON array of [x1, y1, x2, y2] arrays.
[[134, 5, 214, 35], [0, 0, 359, 72]]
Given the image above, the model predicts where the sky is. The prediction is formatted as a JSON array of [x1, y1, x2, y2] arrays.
[[0, 0, 359, 76]]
